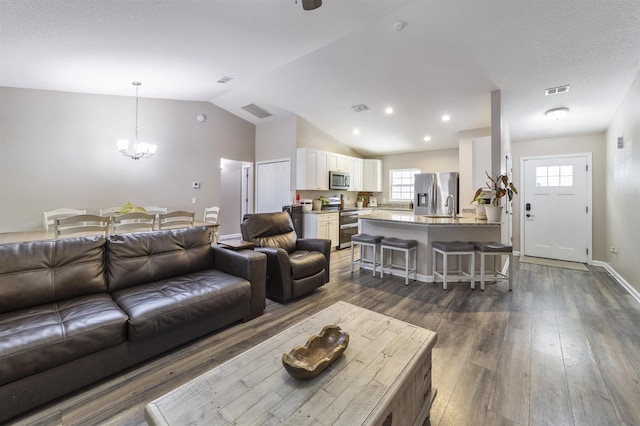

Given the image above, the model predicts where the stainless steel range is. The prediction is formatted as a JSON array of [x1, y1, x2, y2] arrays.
[[321, 197, 360, 249]]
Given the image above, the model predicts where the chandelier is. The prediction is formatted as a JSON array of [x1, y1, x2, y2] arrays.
[[117, 81, 157, 160]]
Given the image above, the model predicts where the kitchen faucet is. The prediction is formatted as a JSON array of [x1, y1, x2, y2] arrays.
[[446, 195, 456, 219]]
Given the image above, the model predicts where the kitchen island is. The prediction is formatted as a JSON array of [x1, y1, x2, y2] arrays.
[[358, 211, 501, 282]]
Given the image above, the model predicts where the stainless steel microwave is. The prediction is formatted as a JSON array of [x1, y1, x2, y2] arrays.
[[329, 171, 350, 190]]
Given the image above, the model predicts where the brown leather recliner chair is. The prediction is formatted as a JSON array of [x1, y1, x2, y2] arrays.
[[241, 211, 331, 302]]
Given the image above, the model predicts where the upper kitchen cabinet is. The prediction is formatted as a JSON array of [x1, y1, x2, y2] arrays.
[[328, 153, 348, 172], [363, 159, 383, 192], [349, 157, 363, 191], [297, 148, 329, 190]]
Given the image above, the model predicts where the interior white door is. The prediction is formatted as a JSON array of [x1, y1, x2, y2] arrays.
[[522, 155, 590, 262], [256, 159, 291, 213]]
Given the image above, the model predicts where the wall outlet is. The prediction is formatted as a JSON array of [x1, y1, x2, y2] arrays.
[[192, 197, 197, 204], [192, 182, 200, 189]]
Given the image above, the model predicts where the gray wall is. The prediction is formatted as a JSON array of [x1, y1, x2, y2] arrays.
[[605, 70, 640, 292], [0, 87, 255, 232]]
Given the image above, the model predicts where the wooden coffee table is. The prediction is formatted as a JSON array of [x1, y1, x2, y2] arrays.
[[145, 301, 437, 425]]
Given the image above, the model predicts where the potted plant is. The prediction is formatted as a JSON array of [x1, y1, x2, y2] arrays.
[[356, 196, 365, 209], [472, 172, 518, 222], [470, 194, 488, 219], [312, 195, 328, 211]]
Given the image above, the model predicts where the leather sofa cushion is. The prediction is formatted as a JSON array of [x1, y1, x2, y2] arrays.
[[0, 237, 107, 314], [111, 269, 251, 341], [289, 250, 326, 279], [0, 294, 128, 386], [107, 227, 214, 292]]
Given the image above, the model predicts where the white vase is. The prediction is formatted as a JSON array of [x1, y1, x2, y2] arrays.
[[475, 204, 486, 219], [312, 200, 322, 210], [356, 201, 363, 208], [484, 205, 503, 223]]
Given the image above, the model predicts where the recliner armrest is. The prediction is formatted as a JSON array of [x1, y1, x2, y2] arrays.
[[211, 246, 267, 318], [296, 238, 331, 282], [254, 247, 294, 301]]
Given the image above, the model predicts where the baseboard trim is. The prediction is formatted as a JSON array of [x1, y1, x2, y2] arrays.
[[592, 261, 640, 305]]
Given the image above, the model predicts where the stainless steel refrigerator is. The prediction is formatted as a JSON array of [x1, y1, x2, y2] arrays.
[[413, 172, 459, 216]]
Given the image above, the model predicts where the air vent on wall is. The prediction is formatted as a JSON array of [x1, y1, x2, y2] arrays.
[[242, 103, 273, 119], [545, 85, 570, 96], [217, 76, 234, 84], [351, 104, 370, 112]]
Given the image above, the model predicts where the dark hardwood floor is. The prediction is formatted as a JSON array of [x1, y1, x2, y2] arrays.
[[9, 249, 640, 425]]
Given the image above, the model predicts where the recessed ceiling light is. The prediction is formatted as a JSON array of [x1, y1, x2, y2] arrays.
[[545, 107, 569, 120], [385, 107, 393, 114], [353, 128, 360, 135], [424, 136, 431, 142], [441, 114, 450, 122]]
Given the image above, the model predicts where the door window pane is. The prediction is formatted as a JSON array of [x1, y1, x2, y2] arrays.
[[535, 165, 573, 187]]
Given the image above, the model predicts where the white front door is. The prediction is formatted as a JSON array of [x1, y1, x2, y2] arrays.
[[522, 154, 591, 263], [256, 159, 291, 213]]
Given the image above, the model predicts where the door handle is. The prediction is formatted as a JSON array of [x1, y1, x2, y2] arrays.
[[526, 213, 535, 218]]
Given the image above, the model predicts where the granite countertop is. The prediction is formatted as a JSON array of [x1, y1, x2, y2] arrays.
[[358, 210, 500, 226]]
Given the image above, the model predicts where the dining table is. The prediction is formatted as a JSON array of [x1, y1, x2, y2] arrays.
[[0, 221, 218, 245]]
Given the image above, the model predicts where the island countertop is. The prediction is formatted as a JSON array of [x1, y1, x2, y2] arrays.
[[359, 210, 500, 226]]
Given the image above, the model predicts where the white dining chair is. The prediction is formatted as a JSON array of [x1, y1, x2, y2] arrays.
[[158, 211, 195, 230], [54, 214, 110, 239], [112, 212, 155, 234], [203, 206, 221, 242], [43, 208, 86, 231], [99, 207, 120, 217]]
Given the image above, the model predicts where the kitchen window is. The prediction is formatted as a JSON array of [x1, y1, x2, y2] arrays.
[[389, 168, 420, 201]]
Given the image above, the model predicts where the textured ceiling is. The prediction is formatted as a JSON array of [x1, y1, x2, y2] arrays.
[[2, 0, 639, 155]]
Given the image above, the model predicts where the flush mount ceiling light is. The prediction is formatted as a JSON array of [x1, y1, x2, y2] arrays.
[[385, 107, 394, 114], [423, 136, 431, 142], [545, 107, 569, 120], [441, 114, 451, 122], [117, 82, 157, 160], [353, 128, 360, 135]]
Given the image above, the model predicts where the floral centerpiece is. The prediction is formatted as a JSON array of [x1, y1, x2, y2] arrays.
[[115, 201, 146, 214]]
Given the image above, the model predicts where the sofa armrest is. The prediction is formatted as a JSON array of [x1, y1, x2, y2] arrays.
[[211, 246, 267, 319], [254, 247, 293, 302], [296, 238, 331, 282]]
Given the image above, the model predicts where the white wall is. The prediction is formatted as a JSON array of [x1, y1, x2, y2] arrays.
[[377, 149, 459, 205], [220, 158, 243, 237], [458, 128, 491, 208], [0, 87, 255, 232], [605, 71, 640, 292], [510, 133, 607, 260]]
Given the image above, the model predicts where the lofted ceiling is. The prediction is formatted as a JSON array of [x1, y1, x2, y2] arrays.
[[2, 0, 639, 156]]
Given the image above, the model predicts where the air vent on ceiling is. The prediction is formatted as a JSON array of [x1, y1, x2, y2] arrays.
[[351, 104, 370, 112], [545, 85, 570, 96], [217, 76, 234, 84], [242, 103, 273, 119]]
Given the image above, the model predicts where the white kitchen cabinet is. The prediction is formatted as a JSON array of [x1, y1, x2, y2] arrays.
[[363, 159, 383, 192], [304, 212, 339, 248], [328, 153, 348, 172], [296, 148, 329, 190], [349, 157, 363, 191]]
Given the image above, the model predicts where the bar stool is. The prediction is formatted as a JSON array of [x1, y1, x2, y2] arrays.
[[351, 234, 384, 276], [471, 242, 513, 291], [432, 241, 475, 290], [380, 237, 417, 285]]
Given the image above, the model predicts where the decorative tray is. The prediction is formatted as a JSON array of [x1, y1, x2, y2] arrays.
[[282, 325, 349, 379]]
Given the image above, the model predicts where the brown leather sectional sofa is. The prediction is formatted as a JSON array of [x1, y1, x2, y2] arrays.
[[0, 226, 266, 422]]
